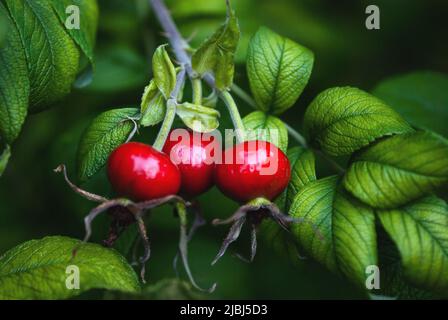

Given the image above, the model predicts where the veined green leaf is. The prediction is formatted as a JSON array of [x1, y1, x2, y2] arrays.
[[242, 111, 288, 152], [285, 147, 316, 211], [304, 87, 413, 156], [289, 176, 377, 287], [344, 130, 448, 209], [50, 0, 99, 87], [77, 107, 140, 182], [140, 80, 166, 127], [0, 10, 7, 46], [176, 102, 220, 133], [5, 0, 80, 112], [0, 144, 11, 177], [0, 236, 140, 299], [0, 3, 30, 144], [247, 27, 314, 115], [378, 196, 448, 295], [373, 71, 448, 137], [191, 2, 240, 90], [152, 44, 177, 99]]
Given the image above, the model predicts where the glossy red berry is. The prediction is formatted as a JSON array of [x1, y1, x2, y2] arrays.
[[163, 130, 218, 198], [214, 140, 291, 203], [107, 142, 181, 202]]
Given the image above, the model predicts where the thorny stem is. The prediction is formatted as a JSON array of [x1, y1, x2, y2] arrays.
[[152, 69, 186, 150], [149, 0, 245, 139]]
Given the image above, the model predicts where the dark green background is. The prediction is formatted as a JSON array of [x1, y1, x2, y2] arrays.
[[1, 0, 447, 299]]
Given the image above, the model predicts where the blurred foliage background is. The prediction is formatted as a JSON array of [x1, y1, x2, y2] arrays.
[[1, 0, 447, 299]]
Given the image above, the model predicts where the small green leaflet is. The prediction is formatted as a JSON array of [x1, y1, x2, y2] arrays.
[[304, 86, 413, 156], [140, 79, 166, 127], [373, 71, 448, 137], [344, 130, 448, 209], [247, 27, 314, 115], [289, 176, 377, 287], [0, 145, 11, 177], [242, 111, 288, 152], [378, 196, 448, 295], [153, 44, 177, 99], [191, 1, 240, 90], [77, 107, 140, 182], [0, 236, 140, 299], [176, 102, 220, 133]]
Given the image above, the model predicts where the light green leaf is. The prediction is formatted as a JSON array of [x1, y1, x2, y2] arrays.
[[152, 44, 177, 99], [372, 71, 448, 137], [344, 130, 448, 209], [0, 144, 11, 177], [0, 236, 140, 299], [0, 3, 30, 144], [176, 102, 220, 133], [304, 87, 413, 156], [285, 147, 316, 211], [50, 0, 99, 87], [140, 80, 166, 127], [77, 107, 140, 182], [242, 111, 288, 152], [378, 196, 448, 295], [191, 3, 240, 90], [289, 176, 377, 287], [5, 0, 80, 112], [247, 27, 314, 115]]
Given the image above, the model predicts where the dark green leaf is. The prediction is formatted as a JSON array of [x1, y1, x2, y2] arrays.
[[372, 71, 448, 137], [50, 0, 99, 86], [0, 3, 30, 144], [285, 147, 316, 211], [304, 87, 413, 156], [344, 130, 448, 209], [289, 176, 377, 287], [77, 107, 140, 182], [140, 80, 166, 127], [176, 102, 220, 133], [5, 0, 80, 112], [242, 111, 288, 152], [0, 236, 140, 299], [247, 27, 314, 115], [152, 44, 177, 99], [378, 196, 448, 295], [191, 2, 240, 90]]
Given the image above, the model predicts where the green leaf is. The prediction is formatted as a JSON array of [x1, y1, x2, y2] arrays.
[[343, 130, 448, 209], [304, 87, 413, 156], [247, 27, 314, 115], [50, 0, 99, 87], [289, 176, 377, 287], [77, 107, 140, 182], [140, 80, 166, 127], [5, 0, 80, 112], [152, 44, 177, 99], [0, 3, 30, 144], [372, 71, 448, 137], [242, 111, 288, 152], [0, 10, 7, 46], [191, 2, 240, 90], [176, 102, 220, 133], [377, 196, 448, 295], [285, 147, 316, 211], [0, 144, 11, 177], [0, 236, 140, 299]]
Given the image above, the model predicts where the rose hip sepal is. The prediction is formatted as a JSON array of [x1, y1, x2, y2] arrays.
[[211, 141, 304, 265]]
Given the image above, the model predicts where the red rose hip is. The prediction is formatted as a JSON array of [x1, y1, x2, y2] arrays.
[[163, 129, 218, 198], [214, 140, 291, 203], [107, 142, 181, 201]]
